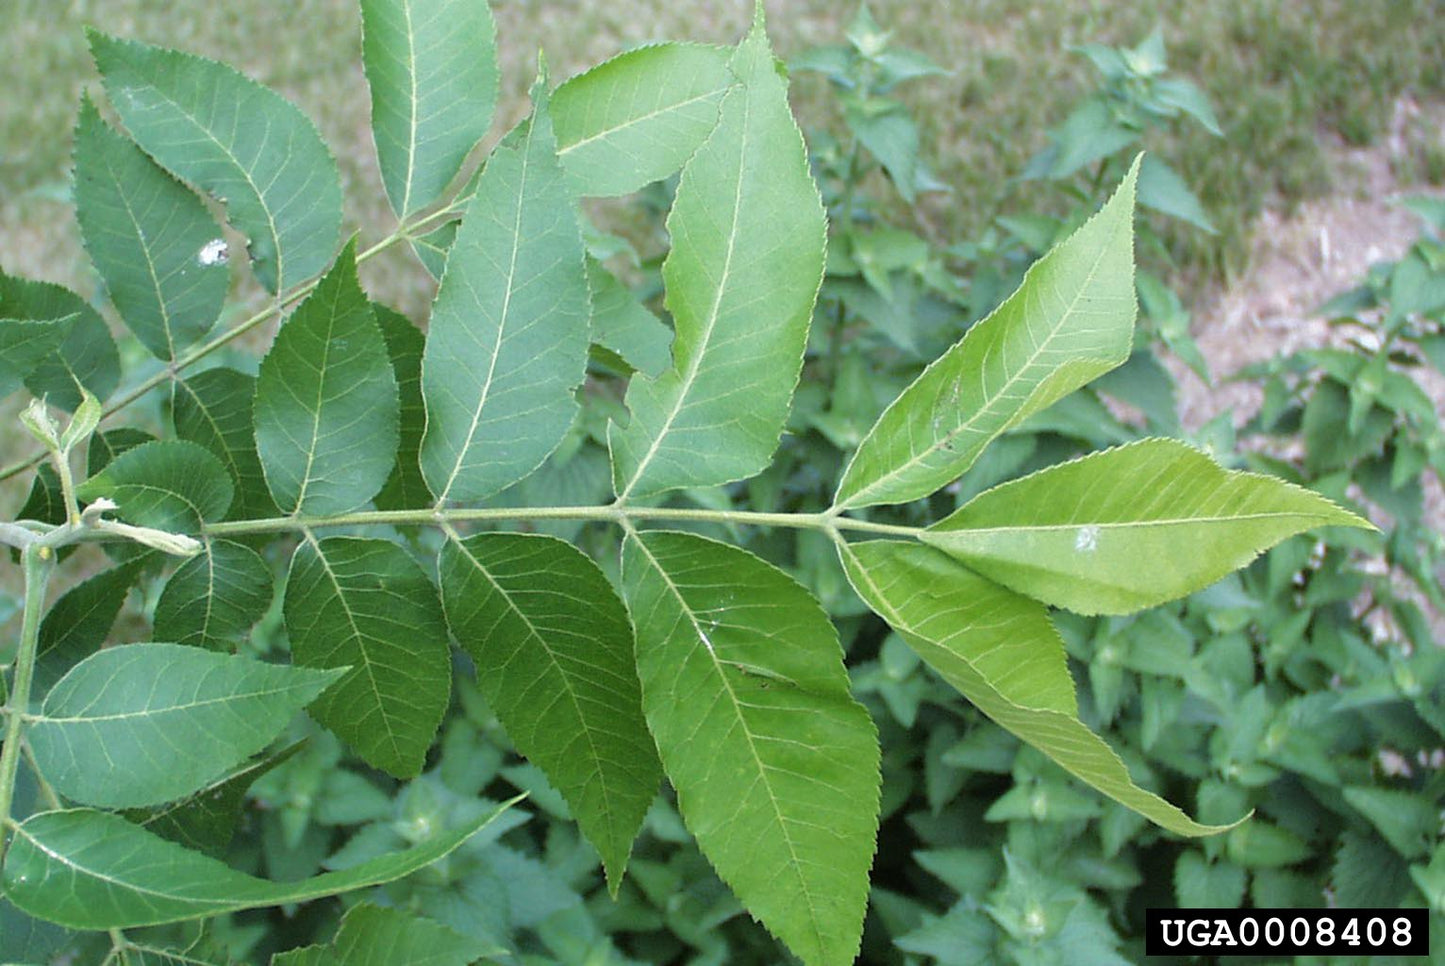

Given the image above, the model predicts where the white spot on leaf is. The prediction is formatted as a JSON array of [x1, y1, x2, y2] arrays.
[[1074, 525, 1100, 553], [198, 238, 229, 266]]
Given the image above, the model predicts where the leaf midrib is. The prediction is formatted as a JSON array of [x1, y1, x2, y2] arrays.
[[557, 86, 724, 156], [839, 219, 1123, 509], [933, 510, 1342, 536]]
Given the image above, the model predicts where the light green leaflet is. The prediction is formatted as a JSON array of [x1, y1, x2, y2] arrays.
[[88, 31, 342, 294], [76, 439, 233, 532], [834, 158, 1140, 510], [172, 368, 280, 521], [0, 272, 119, 411], [552, 43, 732, 197], [284, 537, 451, 778], [610, 17, 826, 500], [438, 532, 661, 893], [361, 0, 498, 219], [254, 242, 399, 517], [923, 438, 1373, 615], [73, 96, 226, 361], [153, 540, 273, 651], [622, 531, 879, 966], [272, 904, 492, 966], [0, 799, 519, 930], [27, 644, 342, 810], [839, 540, 1239, 837], [419, 75, 590, 505], [586, 259, 673, 377]]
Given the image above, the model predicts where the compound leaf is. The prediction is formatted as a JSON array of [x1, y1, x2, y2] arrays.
[[254, 241, 398, 516], [610, 19, 825, 500], [172, 367, 280, 521], [77, 439, 233, 532], [834, 159, 1140, 510], [153, 540, 274, 651], [439, 532, 661, 891], [1, 799, 518, 929], [284, 537, 450, 778], [622, 530, 878, 966], [89, 31, 343, 293], [839, 539, 1237, 836], [923, 438, 1373, 615], [0, 272, 119, 411], [73, 96, 226, 360], [552, 43, 732, 196], [28, 644, 341, 809], [361, 0, 497, 219], [419, 75, 589, 505]]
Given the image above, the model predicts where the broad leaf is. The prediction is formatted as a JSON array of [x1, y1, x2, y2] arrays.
[[586, 259, 672, 377], [621, 530, 879, 966], [35, 559, 145, 693], [172, 367, 280, 521], [419, 74, 590, 505], [439, 532, 661, 890], [285, 537, 450, 777], [77, 439, 233, 532], [834, 159, 1140, 510], [552, 43, 732, 196], [73, 96, 226, 360], [153, 540, 274, 651], [89, 31, 343, 293], [374, 305, 430, 510], [0, 315, 77, 401], [130, 742, 304, 857], [361, 0, 497, 218], [923, 438, 1372, 615], [254, 241, 398, 516], [28, 643, 342, 809], [1, 798, 518, 929], [0, 271, 119, 410], [274, 903, 490, 966], [839, 539, 1236, 836], [610, 19, 825, 500]]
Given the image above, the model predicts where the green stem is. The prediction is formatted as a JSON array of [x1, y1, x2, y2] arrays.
[[203, 505, 921, 540], [0, 544, 56, 856], [0, 201, 468, 486]]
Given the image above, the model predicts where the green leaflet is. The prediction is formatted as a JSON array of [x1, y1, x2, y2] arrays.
[[838, 540, 1237, 836], [834, 159, 1140, 510], [153, 540, 274, 651], [621, 530, 878, 966], [419, 75, 590, 505], [284, 537, 451, 778], [73, 96, 226, 360], [77, 439, 233, 532], [88, 31, 343, 293], [27, 644, 342, 809], [35, 560, 145, 693], [373, 305, 430, 511], [438, 532, 661, 892], [361, 0, 497, 219], [273, 902, 492, 966], [172, 368, 280, 521], [586, 258, 673, 377], [0, 315, 77, 401], [923, 438, 1373, 615], [610, 19, 826, 500], [0, 272, 119, 411], [1, 798, 519, 930], [254, 241, 399, 516], [552, 43, 732, 197]]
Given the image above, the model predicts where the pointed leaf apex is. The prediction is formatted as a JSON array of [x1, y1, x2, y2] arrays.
[[751, 0, 767, 34], [533, 50, 550, 92]]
